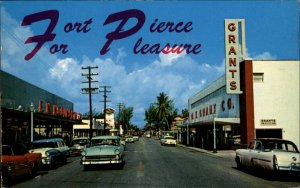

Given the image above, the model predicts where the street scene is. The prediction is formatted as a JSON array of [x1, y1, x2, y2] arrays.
[[1, 1, 300, 188], [9, 137, 300, 188]]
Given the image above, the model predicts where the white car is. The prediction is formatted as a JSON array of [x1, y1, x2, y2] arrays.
[[160, 136, 177, 146], [30, 138, 69, 168], [235, 138, 300, 175]]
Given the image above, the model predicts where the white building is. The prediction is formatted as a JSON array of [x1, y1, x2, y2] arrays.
[[252, 60, 299, 148], [73, 107, 117, 138], [186, 60, 300, 150]]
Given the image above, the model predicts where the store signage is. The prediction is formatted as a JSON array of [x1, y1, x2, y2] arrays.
[[224, 19, 245, 94], [38, 100, 82, 120], [260, 119, 276, 126]]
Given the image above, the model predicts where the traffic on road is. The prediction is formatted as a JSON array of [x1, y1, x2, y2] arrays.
[[3, 135, 299, 188]]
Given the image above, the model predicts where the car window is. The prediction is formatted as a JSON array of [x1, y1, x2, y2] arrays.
[[92, 139, 119, 146], [254, 141, 262, 150], [2, 146, 13, 156], [31, 142, 57, 149]]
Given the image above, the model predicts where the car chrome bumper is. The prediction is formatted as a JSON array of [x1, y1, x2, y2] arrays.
[[81, 160, 123, 165], [278, 163, 300, 172]]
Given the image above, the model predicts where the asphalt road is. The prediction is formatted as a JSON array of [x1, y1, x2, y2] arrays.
[[11, 137, 300, 188]]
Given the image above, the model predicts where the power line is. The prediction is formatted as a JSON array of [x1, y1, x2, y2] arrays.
[[81, 66, 98, 141], [99, 86, 111, 135]]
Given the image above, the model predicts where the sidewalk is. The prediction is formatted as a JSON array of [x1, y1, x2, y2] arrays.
[[178, 144, 236, 162]]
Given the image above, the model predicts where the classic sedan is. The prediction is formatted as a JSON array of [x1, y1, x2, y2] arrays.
[[29, 138, 69, 168], [160, 136, 177, 146], [69, 137, 89, 156], [235, 138, 300, 175], [2, 145, 42, 186], [81, 136, 125, 170]]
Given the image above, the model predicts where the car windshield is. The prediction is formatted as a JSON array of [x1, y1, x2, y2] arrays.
[[91, 139, 119, 146], [262, 140, 299, 152], [71, 139, 88, 146], [31, 142, 58, 149]]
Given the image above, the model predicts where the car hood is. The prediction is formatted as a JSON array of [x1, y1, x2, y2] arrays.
[[84, 145, 120, 156]]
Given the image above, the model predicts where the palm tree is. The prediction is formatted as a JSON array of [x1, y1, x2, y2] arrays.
[[156, 92, 174, 130]]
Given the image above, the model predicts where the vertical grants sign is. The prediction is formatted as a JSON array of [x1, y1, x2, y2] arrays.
[[225, 19, 246, 94]]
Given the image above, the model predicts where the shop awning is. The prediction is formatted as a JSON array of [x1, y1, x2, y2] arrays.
[[214, 118, 240, 125]]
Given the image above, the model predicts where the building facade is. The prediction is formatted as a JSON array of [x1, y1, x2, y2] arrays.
[[73, 108, 117, 138], [1, 70, 82, 145], [187, 60, 299, 150]]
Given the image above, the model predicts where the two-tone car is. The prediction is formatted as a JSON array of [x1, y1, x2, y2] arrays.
[[69, 137, 90, 156], [235, 138, 300, 176], [80, 136, 125, 170], [160, 135, 177, 146], [29, 138, 69, 168]]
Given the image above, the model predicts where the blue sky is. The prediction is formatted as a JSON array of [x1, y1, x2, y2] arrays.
[[1, 1, 299, 127]]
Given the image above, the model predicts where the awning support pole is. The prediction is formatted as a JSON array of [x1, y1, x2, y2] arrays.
[[213, 118, 217, 153]]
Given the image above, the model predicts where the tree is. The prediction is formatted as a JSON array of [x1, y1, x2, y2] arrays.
[[155, 92, 175, 130], [120, 106, 134, 134], [82, 109, 102, 119], [181, 108, 189, 118]]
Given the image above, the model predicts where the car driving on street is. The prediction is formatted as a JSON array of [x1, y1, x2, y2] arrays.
[[80, 136, 125, 170]]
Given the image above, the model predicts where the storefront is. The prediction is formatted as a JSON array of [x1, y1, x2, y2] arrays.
[[1, 70, 82, 145], [188, 60, 300, 150]]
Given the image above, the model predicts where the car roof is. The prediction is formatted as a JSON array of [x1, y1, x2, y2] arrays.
[[32, 138, 64, 143], [92, 136, 120, 140]]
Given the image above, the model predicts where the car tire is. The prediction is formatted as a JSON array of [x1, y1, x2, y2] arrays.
[[83, 165, 90, 171], [2, 168, 11, 187], [236, 157, 243, 170]]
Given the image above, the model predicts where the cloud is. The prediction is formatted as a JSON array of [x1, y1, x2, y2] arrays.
[[247, 51, 277, 60], [157, 47, 187, 66]]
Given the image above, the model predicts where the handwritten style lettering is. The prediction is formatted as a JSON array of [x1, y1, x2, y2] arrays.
[[21, 9, 202, 61], [21, 10, 59, 61], [100, 9, 145, 55]]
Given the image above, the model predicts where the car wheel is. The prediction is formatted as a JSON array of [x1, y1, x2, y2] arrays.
[[30, 162, 37, 178], [83, 165, 90, 171], [236, 157, 243, 170], [48, 157, 56, 170], [2, 168, 11, 186]]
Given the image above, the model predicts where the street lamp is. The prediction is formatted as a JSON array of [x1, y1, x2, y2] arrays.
[[30, 102, 34, 142]]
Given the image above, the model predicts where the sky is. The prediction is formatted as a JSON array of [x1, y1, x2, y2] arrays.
[[1, 1, 299, 127]]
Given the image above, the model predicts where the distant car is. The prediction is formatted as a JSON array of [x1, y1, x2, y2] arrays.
[[2, 144, 42, 186], [235, 138, 300, 175], [81, 136, 125, 170], [125, 136, 134, 143], [146, 134, 151, 138], [133, 135, 139, 141], [160, 136, 177, 146], [69, 138, 89, 156], [29, 138, 69, 168]]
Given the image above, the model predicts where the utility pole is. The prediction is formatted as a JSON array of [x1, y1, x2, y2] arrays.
[[99, 86, 111, 135], [117, 103, 124, 135], [81, 66, 98, 141]]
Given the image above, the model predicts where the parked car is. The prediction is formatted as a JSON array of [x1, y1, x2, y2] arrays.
[[125, 135, 134, 143], [235, 138, 300, 176], [69, 137, 90, 156], [81, 136, 125, 170], [2, 144, 42, 186], [29, 138, 69, 168], [160, 136, 177, 146]]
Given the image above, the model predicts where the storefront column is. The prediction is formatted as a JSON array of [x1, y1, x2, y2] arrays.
[[240, 60, 255, 146]]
